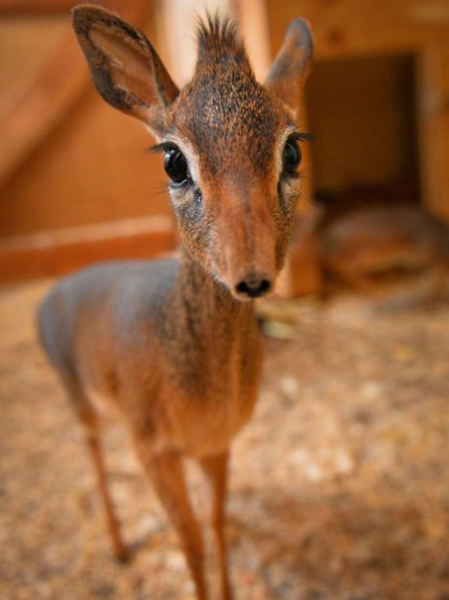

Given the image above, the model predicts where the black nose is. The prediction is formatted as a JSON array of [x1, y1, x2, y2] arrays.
[[235, 277, 272, 298]]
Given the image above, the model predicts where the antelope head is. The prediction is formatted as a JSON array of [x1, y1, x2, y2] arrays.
[[73, 6, 313, 300]]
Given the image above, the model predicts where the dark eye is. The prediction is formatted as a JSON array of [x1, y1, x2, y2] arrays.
[[282, 136, 302, 175], [164, 149, 190, 185]]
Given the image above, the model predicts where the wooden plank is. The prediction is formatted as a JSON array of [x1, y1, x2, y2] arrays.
[[0, 0, 149, 188], [154, 0, 235, 85], [234, 0, 271, 81], [439, 43, 449, 220], [267, 0, 449, 60], [0, 216, 176, 283], [416, 44, 446, 219], [0, 88, 171, 237], [0, 0, 132, 14], [0, 31, 88, 188]]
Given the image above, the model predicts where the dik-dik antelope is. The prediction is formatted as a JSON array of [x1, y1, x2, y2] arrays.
[[292, 203, 449, 300], [38, 6, 312, 599]]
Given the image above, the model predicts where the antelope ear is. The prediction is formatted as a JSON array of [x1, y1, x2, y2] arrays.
[[72, 5, 179, 138], [265, 18, 313, 111]]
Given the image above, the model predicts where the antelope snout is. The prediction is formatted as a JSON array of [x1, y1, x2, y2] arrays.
[[234, 270, 272, 299]]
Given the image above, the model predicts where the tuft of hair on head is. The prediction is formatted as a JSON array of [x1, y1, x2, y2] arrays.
[[195, 13, 248, 66]]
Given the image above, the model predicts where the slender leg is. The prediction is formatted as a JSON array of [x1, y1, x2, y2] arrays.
[[199, 452, 233, 600], [135, 445, 208, 600], [85, 428, 129, 562], [64, 378, 128, 562]]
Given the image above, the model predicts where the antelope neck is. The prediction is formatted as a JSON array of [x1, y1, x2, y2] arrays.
[[174, 249, 254, 320]]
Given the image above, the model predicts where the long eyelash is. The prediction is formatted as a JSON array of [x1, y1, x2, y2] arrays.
[[146, 142, 179, 154], [290, 132, 313, 143]]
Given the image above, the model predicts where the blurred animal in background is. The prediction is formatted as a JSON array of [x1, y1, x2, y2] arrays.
[[37, 6, 313, 600], [288, 190, 449, 305]]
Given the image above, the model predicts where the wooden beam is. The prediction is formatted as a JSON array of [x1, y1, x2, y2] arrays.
[[155, 0, 235, 85], [234, 0, 271, 81], [0, 32, 88, 188], [0, 0, 132, 15], [0, 216, 176, 283], [0, 0, 149, 188]]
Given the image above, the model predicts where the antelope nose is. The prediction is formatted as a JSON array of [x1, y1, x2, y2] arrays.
[[235, 274, 272, 299]]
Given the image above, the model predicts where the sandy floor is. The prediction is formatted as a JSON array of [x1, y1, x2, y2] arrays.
[[1, 280, 448, 600]]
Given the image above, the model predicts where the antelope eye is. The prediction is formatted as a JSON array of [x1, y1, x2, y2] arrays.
[[164, 149, 190, 185], [282, 137, 302, 174]]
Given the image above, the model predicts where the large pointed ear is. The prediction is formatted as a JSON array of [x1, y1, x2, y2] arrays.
[[265, 18, 313, 112], [72, 5, 179, 138]]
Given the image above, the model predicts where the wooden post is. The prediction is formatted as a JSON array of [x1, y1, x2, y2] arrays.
[[154, 0, 235, 85]]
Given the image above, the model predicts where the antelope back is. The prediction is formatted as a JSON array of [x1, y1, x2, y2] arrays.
[[73, 6, 313, 299]]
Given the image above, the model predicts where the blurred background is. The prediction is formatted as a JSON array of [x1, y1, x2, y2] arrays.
[[1, 1, 449, 599]]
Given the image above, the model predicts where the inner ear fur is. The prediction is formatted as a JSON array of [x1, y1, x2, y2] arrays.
[[72, 5, 179, 136], [265, 18, 313, 112]]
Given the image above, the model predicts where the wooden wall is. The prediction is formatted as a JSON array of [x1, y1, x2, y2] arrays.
[[0, 2, 175, 281], [266, 0, 449, 220], [306, 54, 419, 193], [0, 89, 169, 237]]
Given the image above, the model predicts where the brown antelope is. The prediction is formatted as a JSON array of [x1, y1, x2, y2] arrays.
[[37, 6, 312, 599], [291, 202, 449, 300]]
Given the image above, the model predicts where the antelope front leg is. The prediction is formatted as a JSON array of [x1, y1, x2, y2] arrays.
[[71, 384, 128, 562], [134, 445, 208, 600], [85, 429, 129, 562], [199, 452, 233, 600]]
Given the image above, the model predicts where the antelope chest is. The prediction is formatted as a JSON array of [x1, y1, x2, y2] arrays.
[[169, 375, 259, 457], [160, 328, 262, 457]]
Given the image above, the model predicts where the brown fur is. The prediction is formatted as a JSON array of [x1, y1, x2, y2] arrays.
[[294, 203, 449, 300], [38, 7, 312, 600]]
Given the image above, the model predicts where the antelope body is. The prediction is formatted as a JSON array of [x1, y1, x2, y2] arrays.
[[38, 6, 312, 600]]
